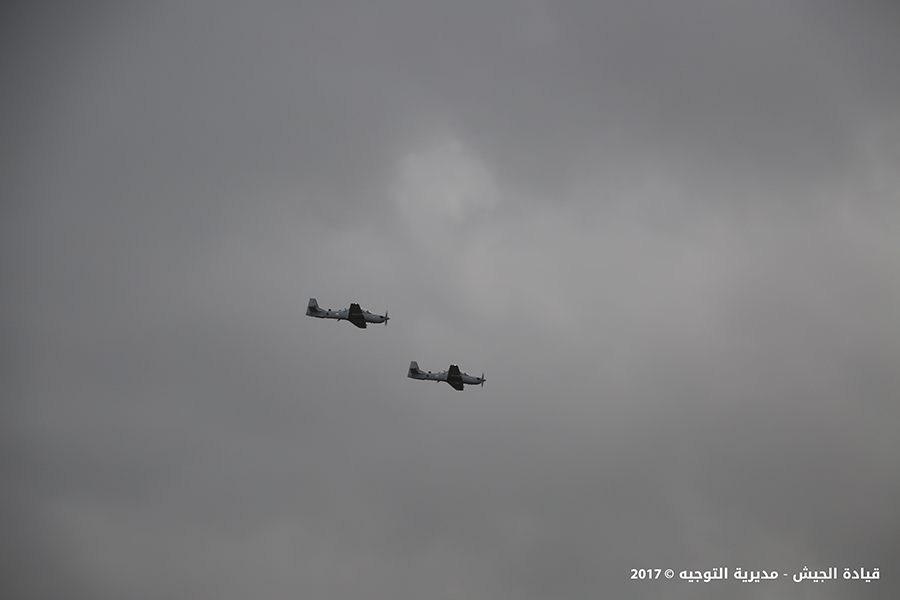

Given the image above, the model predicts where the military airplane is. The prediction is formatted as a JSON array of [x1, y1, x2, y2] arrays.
[[306, 298, 389, 328], [407, 361, 485, 391]]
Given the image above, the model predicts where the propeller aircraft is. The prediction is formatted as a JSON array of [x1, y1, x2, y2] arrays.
[[407, 361, 485, 391], [306, 298, 389, 328]]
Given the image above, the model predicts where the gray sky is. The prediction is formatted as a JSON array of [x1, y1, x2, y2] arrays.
[[2, 1, 898, 598]]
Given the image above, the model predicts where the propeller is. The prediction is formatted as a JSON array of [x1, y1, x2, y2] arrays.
[[481, 373, 485, 387], [384, 310, 389, 326]]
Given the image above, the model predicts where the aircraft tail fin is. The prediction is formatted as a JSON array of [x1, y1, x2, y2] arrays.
[[307, 298, 321, 315], [408, 361, 422, 377]]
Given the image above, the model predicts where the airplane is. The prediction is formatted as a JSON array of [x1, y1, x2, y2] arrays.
[[306, 298, 389, 328], [407, 361, 485, 391]]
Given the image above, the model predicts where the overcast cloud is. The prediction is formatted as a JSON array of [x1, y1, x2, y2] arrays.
[[2, 1, 899, 598]]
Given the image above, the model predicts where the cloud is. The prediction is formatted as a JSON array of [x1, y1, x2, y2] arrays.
[[395, 139, 500, 228], [3, 1, 899, 599]]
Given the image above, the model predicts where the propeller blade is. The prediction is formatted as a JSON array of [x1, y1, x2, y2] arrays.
[[384, 310, 389, 325], [481, 373, 485, 387]]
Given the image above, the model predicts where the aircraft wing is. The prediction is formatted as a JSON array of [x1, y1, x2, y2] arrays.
[[446, 365, 464, 390], [347, 303, 367, 328]]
